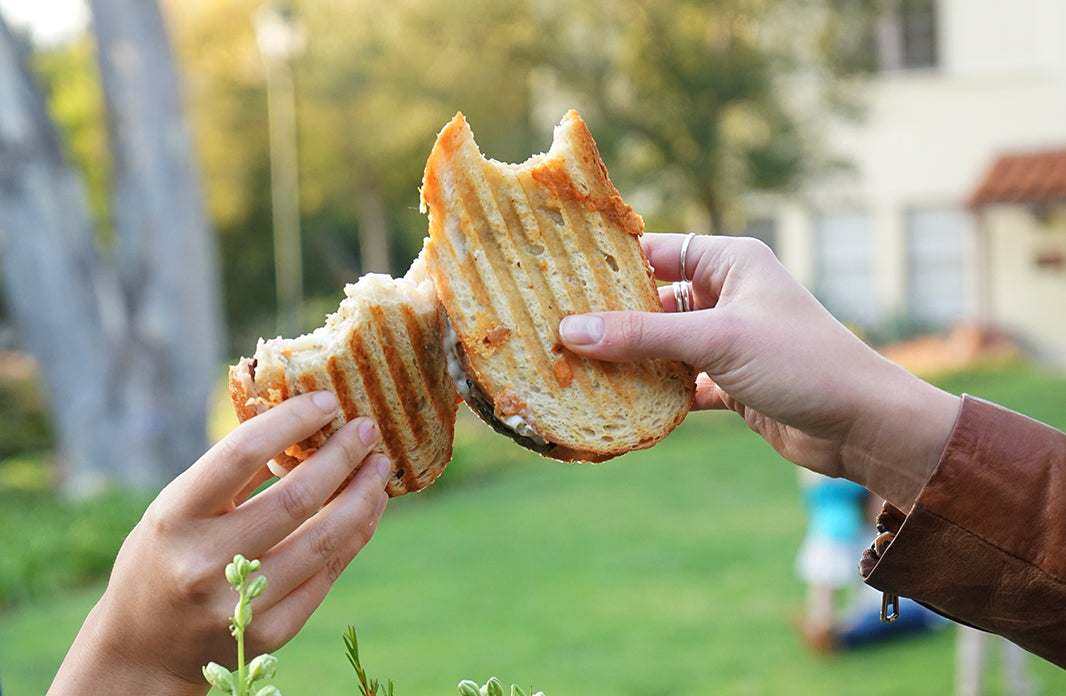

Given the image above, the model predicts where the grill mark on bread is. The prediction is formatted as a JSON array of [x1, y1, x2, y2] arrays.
[[514, 172, 589, 315], [474, 149, 631, 429], [400, 305, 456, 431], [328, 355, 360, 423], [531, 145, 643, 239], [346, 323, 413, 493], [370, 305, 427, 491], [429, 113, 630, 446], [426, 209, 498, 389]]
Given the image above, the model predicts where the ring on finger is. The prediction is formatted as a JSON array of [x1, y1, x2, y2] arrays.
[[672, 280, 695, 312], [679, 232, 696, 283]]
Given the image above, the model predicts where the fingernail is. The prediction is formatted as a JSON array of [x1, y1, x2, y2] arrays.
[[369, 454, 391, 482], [358, 419, 380, 447], [311, 391, 339, 414], [559, 314, 604, 346]]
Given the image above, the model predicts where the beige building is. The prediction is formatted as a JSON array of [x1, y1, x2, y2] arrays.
[[759, 0, 1066, 366]]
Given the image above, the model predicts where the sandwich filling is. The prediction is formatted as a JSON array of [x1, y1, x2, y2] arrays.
[[441, 316, 554, 453]]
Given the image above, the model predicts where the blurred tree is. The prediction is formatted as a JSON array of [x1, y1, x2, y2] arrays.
[[535, 0, 872, 234], [168, 0, 539, 346], [0, 1, 222, 494]]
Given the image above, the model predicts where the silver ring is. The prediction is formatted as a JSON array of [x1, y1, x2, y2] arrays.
[[672, 280, 694, 312], [679, 232, 696, 283]]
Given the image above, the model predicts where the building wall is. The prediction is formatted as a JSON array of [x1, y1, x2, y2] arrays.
[[982, 205, 1066, 365], [770, 0, 1066, 364]]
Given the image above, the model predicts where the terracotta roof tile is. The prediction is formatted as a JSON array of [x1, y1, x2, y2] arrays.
[[969, 149, 1066, 207]]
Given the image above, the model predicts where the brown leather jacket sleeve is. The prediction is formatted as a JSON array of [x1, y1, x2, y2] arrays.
[[860, 394, 1066, 668]]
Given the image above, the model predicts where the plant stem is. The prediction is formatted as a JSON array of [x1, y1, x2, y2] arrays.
[[236, 579, 247, 696]]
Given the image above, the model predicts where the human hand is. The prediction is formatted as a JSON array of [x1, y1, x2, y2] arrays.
[[47, 391, 391, 696], [559, 233, 960, 509]]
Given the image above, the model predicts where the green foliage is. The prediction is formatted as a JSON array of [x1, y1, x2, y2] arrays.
[[536, 0, 867, 234], [0, 356, 52, 460], [0, 487, 150, 609]]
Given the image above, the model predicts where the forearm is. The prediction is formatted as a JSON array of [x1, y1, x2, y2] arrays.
[[839, 354, 961, 511], [48, 600, 209, 696]]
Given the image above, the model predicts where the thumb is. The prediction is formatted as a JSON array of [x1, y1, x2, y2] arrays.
[[559, 311, 709, 364]]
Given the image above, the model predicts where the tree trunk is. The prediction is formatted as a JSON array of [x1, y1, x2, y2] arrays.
[[89, 0, 224, 487], [0, 3, 223, 494], [0, 15, 123, 494]]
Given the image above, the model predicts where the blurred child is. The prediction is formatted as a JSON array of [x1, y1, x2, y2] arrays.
[[794, 470, 869, 651], [795, 471, 947, 652]]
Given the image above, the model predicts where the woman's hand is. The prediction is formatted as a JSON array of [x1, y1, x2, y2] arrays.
[[560, 233, 960, 509], [48, 391, 391, 696]]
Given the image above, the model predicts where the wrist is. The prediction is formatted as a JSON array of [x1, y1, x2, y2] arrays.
[[840, 357, 961, 510], [48, 599, 209, 696]]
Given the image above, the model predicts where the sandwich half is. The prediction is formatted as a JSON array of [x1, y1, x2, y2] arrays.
[[228, 257, 458, 496], [419, 109, 695, 462]]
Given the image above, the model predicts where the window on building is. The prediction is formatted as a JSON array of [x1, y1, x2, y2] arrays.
[[814, 212, 879, 327], [877, 0, 939, 71], [906, 207, 974, 327]]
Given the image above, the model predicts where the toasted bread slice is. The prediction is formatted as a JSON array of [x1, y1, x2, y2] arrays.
[[229, 258, 458, 496], [420, 110, 695, 462]]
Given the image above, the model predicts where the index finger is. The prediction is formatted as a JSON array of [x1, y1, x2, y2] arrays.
[[642, 232, 702, 282], [169, 391, 341, 516]]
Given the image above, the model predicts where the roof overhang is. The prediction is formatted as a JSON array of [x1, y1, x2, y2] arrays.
[[968, 148, 1066, 209]]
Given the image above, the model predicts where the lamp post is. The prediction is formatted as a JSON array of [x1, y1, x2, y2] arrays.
[[254, 3, 305, 337]]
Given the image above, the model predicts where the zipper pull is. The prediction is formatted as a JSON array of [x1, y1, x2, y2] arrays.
[[881, 592, 900, 623]]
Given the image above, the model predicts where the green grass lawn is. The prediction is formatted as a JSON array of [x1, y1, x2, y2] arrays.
[[3, 361, 1066, 695]]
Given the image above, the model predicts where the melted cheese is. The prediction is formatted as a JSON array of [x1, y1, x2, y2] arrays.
[[441, 316, 548, 448]]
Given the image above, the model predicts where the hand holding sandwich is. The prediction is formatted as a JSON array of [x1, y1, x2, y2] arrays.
[[47, 392, 390, 696], [559, 232, 961, 512]]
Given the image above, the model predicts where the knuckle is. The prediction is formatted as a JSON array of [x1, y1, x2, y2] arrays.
[[140, 499, 174, 538], [305, 520, 339, 563], [612, 313, 646, 349], [168, 554, 217, 606], [277, 480, 317, 523], [331, 427, 364, 469], [324, 551, 350, 585], [215, 426, 257, 465], [736, 235, 774, 262]]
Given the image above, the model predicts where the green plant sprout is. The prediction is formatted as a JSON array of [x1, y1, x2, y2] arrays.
[[344, 625, 395, 696], [457, 677, 544, 696], [203, 554, 282, 696]]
